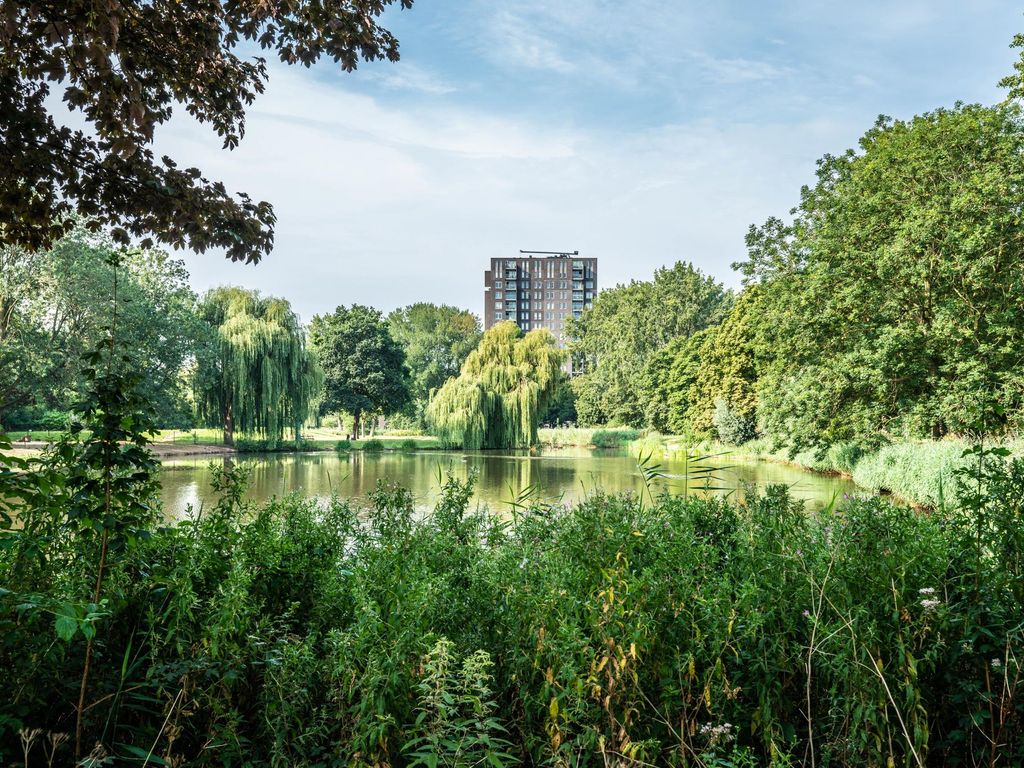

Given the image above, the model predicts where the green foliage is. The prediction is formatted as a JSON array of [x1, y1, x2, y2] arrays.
[[4, 445, 1024, 765], [712, 398, 755, 445], [399, 438, 418, 452], [362, 438, 385, 452], [538, 379, 577, 426], [428, 322, 564, 449], [852, 440, 979, 507], [590, 427, 642, 448], [738, 103, 1024, 450], [569, 262, 731, 427], [388, 303, 482, 426], [1, 1, 414, 261], [194, 286, 322, 445], [335, 439, 352, 452], [309, 304, 411, 440], [403, 638, 517, 768], [234, 437, 318, 453], [0, 225, 203, 428]]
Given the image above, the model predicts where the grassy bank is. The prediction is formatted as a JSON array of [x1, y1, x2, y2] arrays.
[[613, 431, 1024, 508], [3, 449, 1023, 766]]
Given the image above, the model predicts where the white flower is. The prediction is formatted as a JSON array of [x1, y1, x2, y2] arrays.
[[920, 598, 941, 611], [991, 658, 1003, 671], [699, 722, 734, 746], [918, 587, 936, 595]]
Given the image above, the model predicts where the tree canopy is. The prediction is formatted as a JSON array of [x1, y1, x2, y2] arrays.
[[387, 303, 481, 423], [568, 262, 731, 427], [0, 223, 202, 429], [730, 102, 1024, 450], [0, 0, 413, 261], [194, 287, 321, 445], [309, 304, 410, 438], [428, 321, 564, 449]]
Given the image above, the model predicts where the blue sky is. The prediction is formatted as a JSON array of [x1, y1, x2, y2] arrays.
[[158, 0, 1023, 322]]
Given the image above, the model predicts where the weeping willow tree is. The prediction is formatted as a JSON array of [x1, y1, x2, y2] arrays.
[[194, 286, 322, 446], [427, 321, 564, 449]]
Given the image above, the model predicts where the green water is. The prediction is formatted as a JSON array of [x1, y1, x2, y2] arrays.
[[159, 448, 861, 516]]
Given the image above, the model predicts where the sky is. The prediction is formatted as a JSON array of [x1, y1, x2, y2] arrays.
[[148, 0, 1023, 323]]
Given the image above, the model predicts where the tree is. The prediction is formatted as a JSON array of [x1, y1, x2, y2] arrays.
[[194, 287, 321, 445], [428, 322, 564, 449], [309, 304, 410, 438], [0, 1, 414, 262], [387, 303, 481, 424], [736, 103, 1024, 449], [568, 262, 731, 427], [0, 223, 203, 428], [685, 288, 760, 439]]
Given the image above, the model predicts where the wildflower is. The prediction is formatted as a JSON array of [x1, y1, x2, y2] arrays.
[[991, 658, 1003, 671], [918, 587, 936, 596], [699, 722, 734, 746], [920, 598, 941, 611], [802, 609, 810, 618]]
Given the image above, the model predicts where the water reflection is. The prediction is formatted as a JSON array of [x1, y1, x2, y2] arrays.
[[159, 448, 860, 519]]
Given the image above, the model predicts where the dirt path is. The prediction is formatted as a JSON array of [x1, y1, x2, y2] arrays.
[[5, 441, 235, 459]]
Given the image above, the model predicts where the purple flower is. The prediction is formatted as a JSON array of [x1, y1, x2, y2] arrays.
[[802, 609, 810, 618]]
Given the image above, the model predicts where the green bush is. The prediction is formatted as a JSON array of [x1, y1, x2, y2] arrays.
[[399, 438, 418, 452], [335, 439, 352, 452], [362, 438, 385, 452], [3, 430, 1024, 766], [712, 398, 755, 445], [235, 437, 275, 453], [591, 427, 642, 448]]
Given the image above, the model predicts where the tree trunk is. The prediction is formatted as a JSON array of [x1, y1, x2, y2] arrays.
[[353, 410, 361, 440], [224, 400, 234, 446]]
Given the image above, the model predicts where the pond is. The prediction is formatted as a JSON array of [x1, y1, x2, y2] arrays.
[[159, 447, 861, 517]]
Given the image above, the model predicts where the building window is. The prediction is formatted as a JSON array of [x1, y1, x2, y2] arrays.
[[495, 280, 502, 288], [494, 311, 502, 319]]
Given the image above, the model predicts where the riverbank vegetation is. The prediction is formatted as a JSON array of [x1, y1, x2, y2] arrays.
[[565, 97, 1024, 492], [3, 394, 1023, 765], [0, 227, 485, 448]]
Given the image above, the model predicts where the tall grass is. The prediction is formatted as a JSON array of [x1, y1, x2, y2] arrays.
[[2, 448, 1023, 765]]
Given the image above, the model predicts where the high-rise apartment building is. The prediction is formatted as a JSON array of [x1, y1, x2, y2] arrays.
[[483, 251, 597, 343]]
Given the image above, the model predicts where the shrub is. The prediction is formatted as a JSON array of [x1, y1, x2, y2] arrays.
[[234, 436, 273, 452], [335, 439, 352, 452], [712, 398, 756, 445], [591, 427, 642, 448], [362, 438, 385, 452], [399, 438, 418, 452], [3, 432, 1024, 766]]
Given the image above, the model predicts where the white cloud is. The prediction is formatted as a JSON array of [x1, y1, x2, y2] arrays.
[[484, 9, 577, 73], [362, 63, 458, 95], [150, 61, 850, 322]]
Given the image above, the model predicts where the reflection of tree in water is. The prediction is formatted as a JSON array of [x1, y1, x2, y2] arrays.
[[158, 450, 862, 518]]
